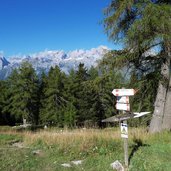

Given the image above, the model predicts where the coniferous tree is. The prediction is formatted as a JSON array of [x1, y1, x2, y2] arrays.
[[40, 66, 66, 126], [38, 71, 47, 123], [0, 80, 6, 124], [88, 66, 98, 80], [5, 62, 39, 125], [73, 63, 90, 126], [62, 69, 77, 127], [0, 61, 125, 128], [0, 80, 15, 125]]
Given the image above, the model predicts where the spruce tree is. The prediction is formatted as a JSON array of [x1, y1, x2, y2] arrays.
[[73, 63, 90, 126], [40, 66, 66, 126], [62, 69, 77, 127], [6, 62, 39, 125], [0, 80, 15, 125]]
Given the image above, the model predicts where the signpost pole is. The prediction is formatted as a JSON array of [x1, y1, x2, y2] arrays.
[[123, 119, 128, 169], [102, 88, 150, 170]]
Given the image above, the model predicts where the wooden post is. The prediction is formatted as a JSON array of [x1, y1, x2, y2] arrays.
[[123, 120, 128, 169], [121, 85, 129, 169]]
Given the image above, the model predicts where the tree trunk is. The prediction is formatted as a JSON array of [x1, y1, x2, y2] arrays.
[[150, 47, 171, 133], [162, 81, 171, 130], [162, 48, 171, 130], [149, 81, 167, 132]]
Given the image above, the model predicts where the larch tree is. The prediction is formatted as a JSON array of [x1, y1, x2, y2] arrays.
[[103, 0, 171, 132]]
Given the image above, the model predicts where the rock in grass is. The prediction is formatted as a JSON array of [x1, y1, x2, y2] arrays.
[[110, 160, 124, 171], [71, 160, 83, 165], [61, 163, 71, 167], [12, 142, 24, 148], [32, 150, 43, 156]]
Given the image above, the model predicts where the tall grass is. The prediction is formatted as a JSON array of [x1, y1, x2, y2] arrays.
[[0, 127, 150, 146], [20, 127, 150, 153]]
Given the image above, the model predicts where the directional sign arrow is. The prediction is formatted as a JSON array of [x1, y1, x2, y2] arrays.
[[133, 112, 151, 118], [102, 112, 151, 122], [102, 113, 135, 122], [112, 89, 137, 96]]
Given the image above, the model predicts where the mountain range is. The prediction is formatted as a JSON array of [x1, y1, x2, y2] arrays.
[[0, 46, 109, 79]]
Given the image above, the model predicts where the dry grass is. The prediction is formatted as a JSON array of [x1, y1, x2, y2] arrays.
[[0, 127, 150, 149], [23, 128, 120, 150], [22, 127, 150, 147], [128, 127, 150, 141]]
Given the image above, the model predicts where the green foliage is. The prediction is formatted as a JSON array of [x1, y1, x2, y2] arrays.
[[40, 66, 67, 126], [62, 103, 77, 127], [0, 58, 155, 128], [69, 63, 91, 126], [103, 0, 171, 74], [0, 81, 12, 125], [2, 62, 39, 125], [102, 0, 171, 128]]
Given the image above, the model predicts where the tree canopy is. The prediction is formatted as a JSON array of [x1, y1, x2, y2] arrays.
[[0, 62, 127, 128], [103, 0, 171, 132]]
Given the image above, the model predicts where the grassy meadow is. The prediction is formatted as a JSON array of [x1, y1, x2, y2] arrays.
[[0, 127, 171, 171]]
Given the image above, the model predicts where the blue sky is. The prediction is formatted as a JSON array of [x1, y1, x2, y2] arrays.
[[0, 0, 120, 57]]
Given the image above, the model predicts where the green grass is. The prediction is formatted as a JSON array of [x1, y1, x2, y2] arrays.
[[0, 134, 22, 146], [0, 128, 171, 171], [129, 131, 171, 171]]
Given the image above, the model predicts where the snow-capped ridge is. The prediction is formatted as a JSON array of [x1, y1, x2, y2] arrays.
[[0, 46, 109, 79]]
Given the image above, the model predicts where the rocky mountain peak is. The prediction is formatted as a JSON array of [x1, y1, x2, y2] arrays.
[[0, 46, 109, 79]]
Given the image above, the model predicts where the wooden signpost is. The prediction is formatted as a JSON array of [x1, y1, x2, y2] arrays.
[[116, 103, 130, 111], [122, 120, 129, 168], [112, 89, 136, 96], [102, 88, 150, 170]]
